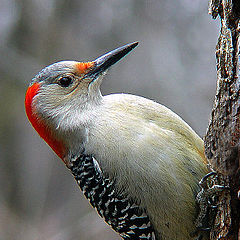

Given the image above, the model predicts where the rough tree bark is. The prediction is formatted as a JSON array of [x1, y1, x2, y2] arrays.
[[204, 0, 240, 239]]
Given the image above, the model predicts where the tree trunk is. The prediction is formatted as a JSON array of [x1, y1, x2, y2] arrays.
[[204, 0, 240, 239]]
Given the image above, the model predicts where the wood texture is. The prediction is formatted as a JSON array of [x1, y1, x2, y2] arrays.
[[205, 0, 240, 239]]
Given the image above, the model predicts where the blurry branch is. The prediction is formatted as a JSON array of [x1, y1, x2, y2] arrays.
[[204, 0, 240, 239], [0, 45, 42, 84]]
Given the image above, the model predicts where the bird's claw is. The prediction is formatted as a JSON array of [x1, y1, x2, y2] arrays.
[[199, 172, 217, 188], [195, 172, 229, 231]]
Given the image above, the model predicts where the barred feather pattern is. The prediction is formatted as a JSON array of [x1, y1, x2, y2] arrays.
[[69, 154, 157, 240]]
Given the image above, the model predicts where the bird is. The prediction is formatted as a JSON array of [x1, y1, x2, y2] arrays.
[[25, 42, 208, 240]]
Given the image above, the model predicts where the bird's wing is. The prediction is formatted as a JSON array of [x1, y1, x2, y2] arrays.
[[69, 154, 156, 240]]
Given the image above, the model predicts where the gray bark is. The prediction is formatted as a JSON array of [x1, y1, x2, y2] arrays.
[[205, 0, 240, 239]]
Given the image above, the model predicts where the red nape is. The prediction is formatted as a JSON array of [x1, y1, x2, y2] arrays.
[[25, 83, 65, 160]]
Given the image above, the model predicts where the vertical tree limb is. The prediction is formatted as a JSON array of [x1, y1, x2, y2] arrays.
[[205, 0, 240, 239]]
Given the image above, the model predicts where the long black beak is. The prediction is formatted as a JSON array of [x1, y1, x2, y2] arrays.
[[86, 42, 138, 78]]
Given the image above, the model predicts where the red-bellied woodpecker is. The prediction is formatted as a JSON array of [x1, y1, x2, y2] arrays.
[[25, 42, 208, 240]]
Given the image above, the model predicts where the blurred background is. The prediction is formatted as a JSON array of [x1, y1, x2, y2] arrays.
[[0, 0, 219, 239]]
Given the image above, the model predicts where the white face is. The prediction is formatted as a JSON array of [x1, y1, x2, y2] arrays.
[[32, 61, 104, 129]]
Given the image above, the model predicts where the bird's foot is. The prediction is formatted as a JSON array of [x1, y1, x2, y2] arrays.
[[195, 172, 229, 232]]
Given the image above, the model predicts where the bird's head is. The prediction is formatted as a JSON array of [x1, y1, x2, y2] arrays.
[[25, 42, 138, 162]]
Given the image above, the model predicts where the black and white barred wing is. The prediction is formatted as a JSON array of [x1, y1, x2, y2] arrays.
[[69, 155, 156, 240]]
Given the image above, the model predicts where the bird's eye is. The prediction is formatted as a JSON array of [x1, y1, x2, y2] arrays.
[[58, 76, 73, 87]]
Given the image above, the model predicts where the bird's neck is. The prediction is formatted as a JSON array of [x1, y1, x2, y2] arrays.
[[51, 101, 102, 164], [25, 83, 66, 161], [25, 82, 103, 163]]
